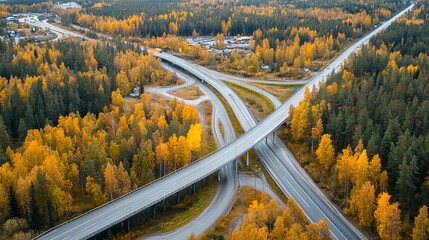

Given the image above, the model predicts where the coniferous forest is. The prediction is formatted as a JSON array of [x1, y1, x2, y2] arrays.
[[287, 2, 429, 238], [0, 39, 205, 237], [2, 0, 429, 239]]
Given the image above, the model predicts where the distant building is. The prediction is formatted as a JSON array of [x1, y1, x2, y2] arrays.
[[6, 16, 18, 21], [54, 2, 82, 9], [129, 87, 141, 98], [235, 36, 252, 42], [7, 30, 18, 38], [261, 64, 270, 70], [41, 12, 56, 19]]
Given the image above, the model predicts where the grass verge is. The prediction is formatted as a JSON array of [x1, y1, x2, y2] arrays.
[[171, 85, 204, 100], [206, 79, 287, 204], [224, 81, 274, 119], [249, 83, 300, 103], [204, 84, 243, 137], [199, 100, 218, 155]]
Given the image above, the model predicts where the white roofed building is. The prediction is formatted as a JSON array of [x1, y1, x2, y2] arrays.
[[54, 2, 82, 9]]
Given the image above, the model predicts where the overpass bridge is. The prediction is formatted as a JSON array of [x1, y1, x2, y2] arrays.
[[36, 4, 414, 239]]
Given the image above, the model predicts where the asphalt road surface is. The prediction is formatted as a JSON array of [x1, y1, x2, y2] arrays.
[[189, 62, 365, 240], [142, 65, 238, 240], [203, 68, 310, 85], [36, 4, 413, 239]]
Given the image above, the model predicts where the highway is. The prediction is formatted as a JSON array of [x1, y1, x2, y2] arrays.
[[26, 16, 263, 239], [183, 60, 364, 239], [144, 65, 285, 239], [215, 71, 282, 109], [147, 62, 290, 239], [36, 4, 413, 239], [18, 16, 63, 41], [143, 65, 238, 239], [204, 68, 310, 85], [153, 5, 413, 239], [145, 65, 210, 106], [17, 15, 92, 42]]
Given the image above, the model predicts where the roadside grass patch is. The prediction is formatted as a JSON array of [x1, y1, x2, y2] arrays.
[[224, 82, 274, 119]]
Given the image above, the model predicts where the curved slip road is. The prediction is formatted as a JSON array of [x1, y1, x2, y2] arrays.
[[203, 68, 310, 85], [189, 63, 364, 240], [36, 4, 413, 239], [213, 71, 282, 109], [142, 65, 239, 240]]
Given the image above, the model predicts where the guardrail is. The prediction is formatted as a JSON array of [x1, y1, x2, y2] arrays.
[[36, 4, 414, 238]]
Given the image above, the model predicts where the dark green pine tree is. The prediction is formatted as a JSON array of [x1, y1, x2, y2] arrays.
[[24, 103, 35, 130], [44, 47, 51, 64], [47, 198, 56, 227], [0, 148, 6, 165], [9, 84, 25, 138], [18, 118, 28, 143], [35, 170, 49, 225], [0, 116, 11, 147], [396, 157, 418, 211], [29, 182, 43, 229], [8, 186, 20, 218]]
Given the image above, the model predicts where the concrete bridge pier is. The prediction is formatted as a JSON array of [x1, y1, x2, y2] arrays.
[[127, 219, 130, 231], [121, 219, 130, 232], [218, 170, 221, 182]]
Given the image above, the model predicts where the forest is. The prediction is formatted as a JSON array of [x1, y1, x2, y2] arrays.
[[1, 0, 409, 77], [0, 39, 206, 238], [0, 0, 425, 238], [230, 192, 331, 240], [0, 39, 173, 144], [287, 2, 429, 239], [50, 0, 407, 77], [81, 0, 402, 38]]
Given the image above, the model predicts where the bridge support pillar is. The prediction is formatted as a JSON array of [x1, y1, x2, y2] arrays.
[[176, 192, 180, 203], [246, 151, 249, 166], [236, 159, 238, 174], [153, 206, 156, 216], [273, 132, 275, 142], [218, 170, 221, 182], [192, 183, 196, 194], [127, 219, 130, 232]]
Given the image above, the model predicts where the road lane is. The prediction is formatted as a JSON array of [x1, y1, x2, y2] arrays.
[[142, 65, 238, 239], [36, 5, 413, 239]]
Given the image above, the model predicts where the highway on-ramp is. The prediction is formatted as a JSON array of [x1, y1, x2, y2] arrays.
[[36, 4, 413, 239], [186, 61, 364, 240], [204, 68, 310, 85], [143, 64, 239, 239], [185, 61, 365, 239]]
